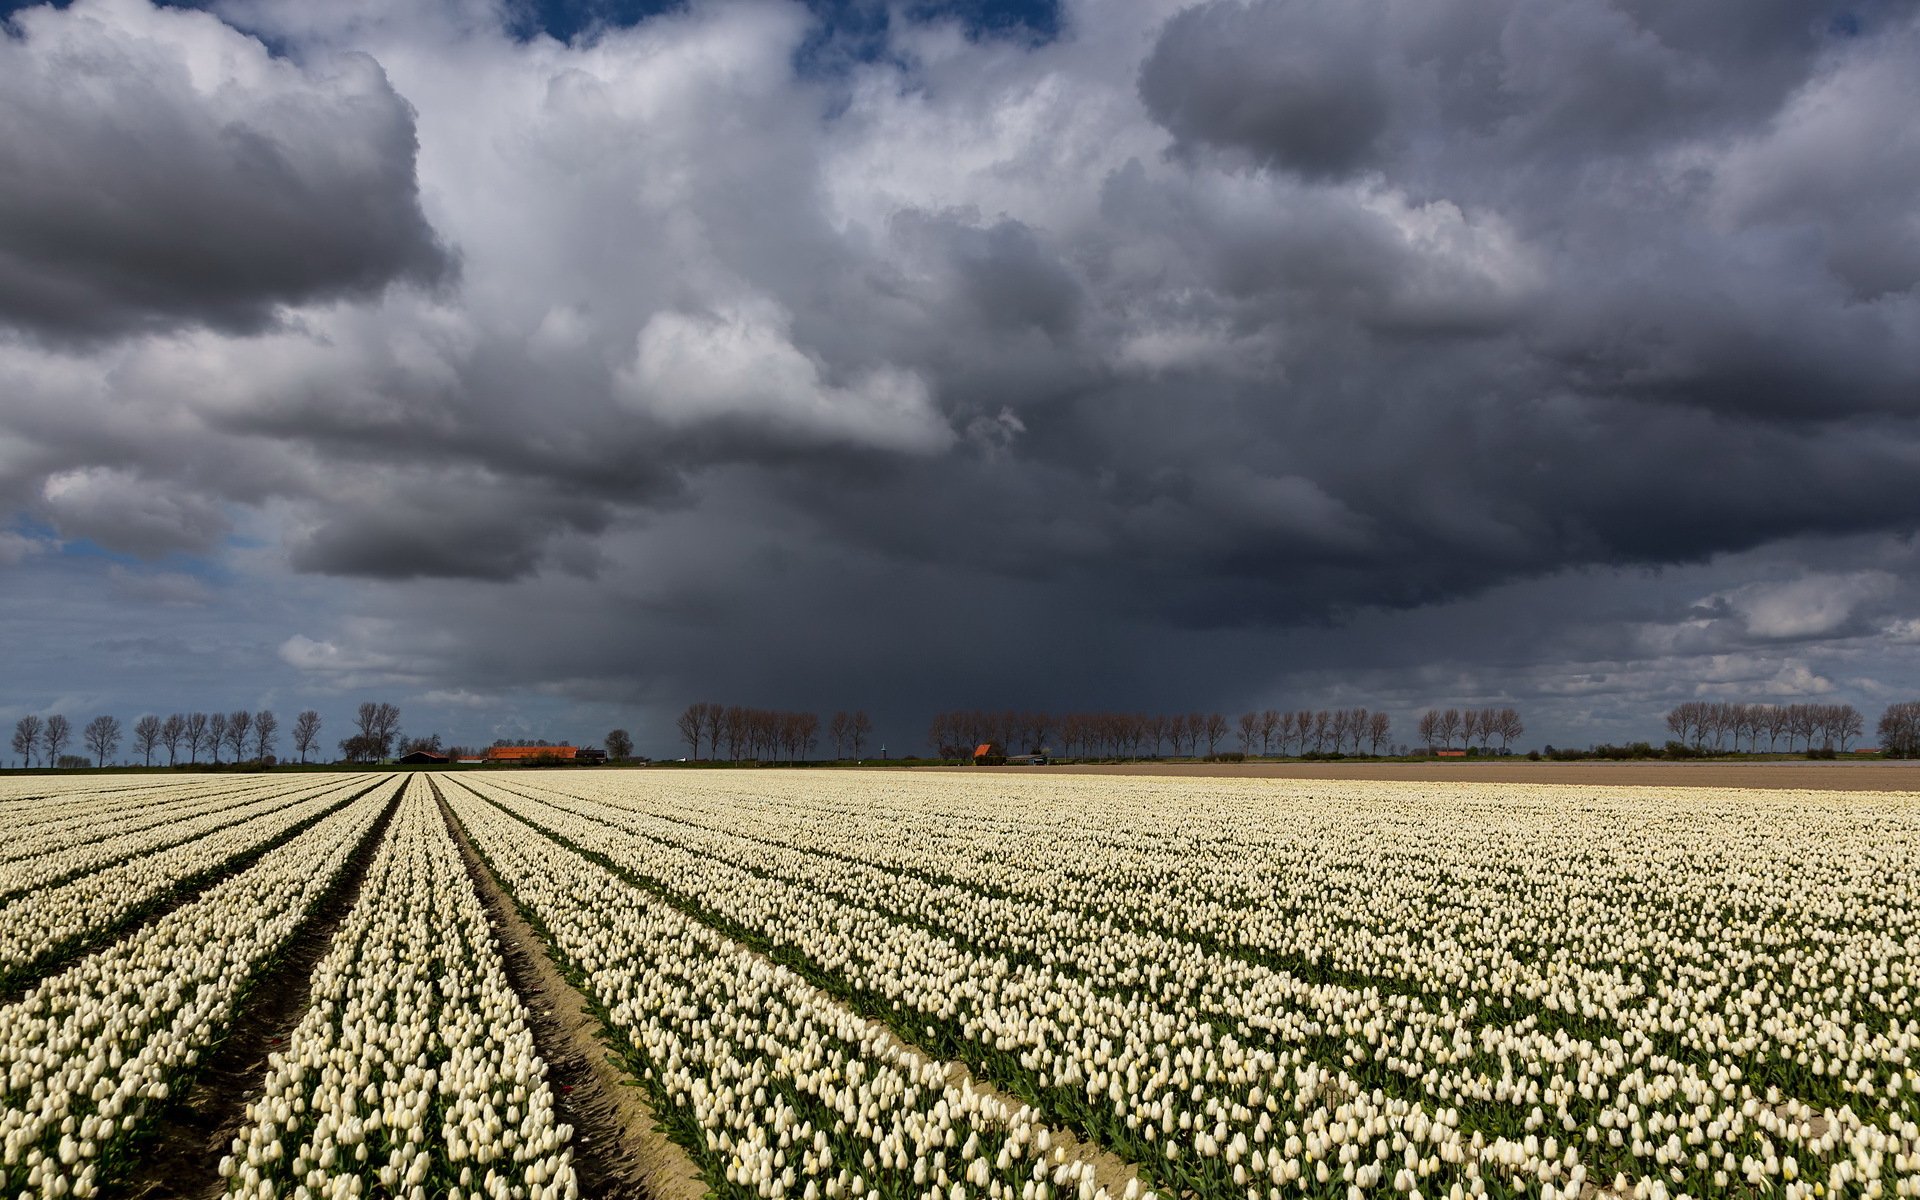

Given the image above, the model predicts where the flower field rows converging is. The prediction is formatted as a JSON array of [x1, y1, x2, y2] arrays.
[[223, 777, 576, 1200], [0, 775, 400, 1198], [2, 768, 1915, 1200], [440, 778, 1128, 1200], [453, 771, 1920, 1200]]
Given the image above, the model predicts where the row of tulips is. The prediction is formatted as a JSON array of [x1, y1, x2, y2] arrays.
[[0, 775, 358, 900], [223, 777, 576, 1200], [464, 772, 1920, 1200], [0, 773, 212, 812], [0, 775, 381, 993], [0, 775, 400, 1198], [0, 776, 293, 864], [441, 779, 1129, 1200]]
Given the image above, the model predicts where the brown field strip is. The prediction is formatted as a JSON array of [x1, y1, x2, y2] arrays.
[[937, 758, 1920, 790]]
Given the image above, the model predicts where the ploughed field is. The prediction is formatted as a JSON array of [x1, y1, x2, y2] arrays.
[[2, 772, 1916, 1200]]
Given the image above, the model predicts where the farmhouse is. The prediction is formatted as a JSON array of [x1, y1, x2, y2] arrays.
[[485, 744, 578, 762]]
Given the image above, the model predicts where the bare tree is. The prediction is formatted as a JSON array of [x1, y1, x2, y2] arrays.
[[1236, 712, 1258, 753], [12, 715, 41, 767], [1330, 710, 1352, 754], [43, 714, 71, 765], [1763, 705, 1788, 751], [1203, 713, 1227, 756], [292, 710, 322, 763], [253, 710, 279, 761], [797, 712, 820, 759], [850, 711, 872, 758], [1437, 708, 1463, 749], [700, 702, 724, 760], [185, 712, 209, 764], [1664, 705, 1692, 747], [828, 711, 851, 759], [353, 702, 402, 760], [160, 714, 185, 765], [225, 710, 253, 763], [208, 712, 228, 764], [606, 729, 633, 761], [1416, 710, 1440, 753], [132, 715, 163, 766], [83, 714, 121, 767], [1495, 707, 1524, 752], [1257, 709, 1278, 755], [723, 706, 747, 761], [1366, 711, 1391, 755], [1461, 709, 1483, 750], [1836, 705, 1864, 751], [1879, 702, 1920, 758], [676, 705, 702, 759], [1310, 710, 1331, 753]]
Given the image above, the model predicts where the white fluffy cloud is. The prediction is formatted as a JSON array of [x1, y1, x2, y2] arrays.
[[619, 301, 952, 453]]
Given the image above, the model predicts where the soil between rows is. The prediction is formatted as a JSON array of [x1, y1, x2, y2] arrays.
[[117, 780, 402, 1200], [431, 779, 709, 1200], [947, 758, 1920, 791]]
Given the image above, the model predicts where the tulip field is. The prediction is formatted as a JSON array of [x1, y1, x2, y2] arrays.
[[3, 770, 1918, 1200]]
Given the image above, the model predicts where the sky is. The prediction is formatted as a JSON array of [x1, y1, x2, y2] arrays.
[[3, 0, 1919, 759]]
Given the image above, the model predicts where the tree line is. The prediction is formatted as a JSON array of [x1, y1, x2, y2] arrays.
[[674, 703, 875, 762], [925, 707, 1402, 759], [10, 708, 326, 768], [1415, 707, 1525, 752], [1663, 701, 1864, 752]]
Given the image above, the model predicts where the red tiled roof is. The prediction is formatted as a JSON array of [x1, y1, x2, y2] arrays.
[[485, 745, 578, 761]]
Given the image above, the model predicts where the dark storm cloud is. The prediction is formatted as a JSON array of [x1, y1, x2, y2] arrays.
[[0, 0, 450, 341], [9, 0, 1920, 749], [287, 469, 615, 581]]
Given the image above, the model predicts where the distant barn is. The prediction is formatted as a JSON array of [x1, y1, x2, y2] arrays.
[[485, 745, 578, 762], [396, 750, 449, 765]]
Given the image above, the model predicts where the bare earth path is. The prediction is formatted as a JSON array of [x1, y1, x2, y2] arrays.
[[944, 759, 1920, 790], [433, 781, 708, 1200]]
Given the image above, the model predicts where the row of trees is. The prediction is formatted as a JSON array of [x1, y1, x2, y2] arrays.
[[1664, 701, 1864, 752], [11, 709, 327, 767], [1239, 708, 1394, 755], [1416, 707, 1526, 752], [924, 709, 1400, 759], [674, 703, 859, 762]]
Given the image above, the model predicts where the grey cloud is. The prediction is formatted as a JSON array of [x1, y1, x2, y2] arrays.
[[38, 466, 230, 556], [0, 0, 450, 341], [1138, 0, 1390, 178], [287, 469, 615, 581]]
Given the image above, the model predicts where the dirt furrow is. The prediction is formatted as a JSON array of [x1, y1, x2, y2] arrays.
[[432, 778, 708, 1200]]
